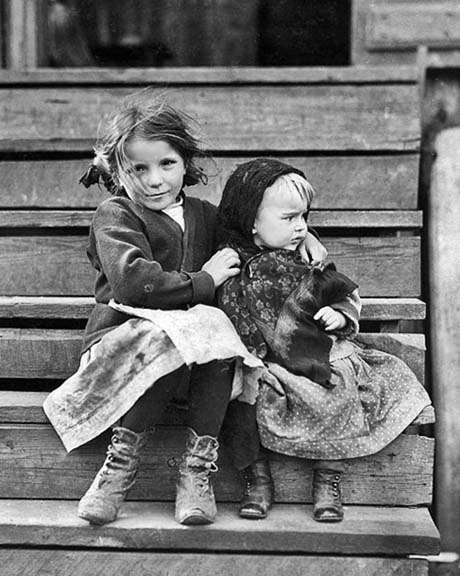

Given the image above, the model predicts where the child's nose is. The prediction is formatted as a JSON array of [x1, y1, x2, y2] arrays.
[[295, 218, 307, 231], [147, 169, 162, 187]]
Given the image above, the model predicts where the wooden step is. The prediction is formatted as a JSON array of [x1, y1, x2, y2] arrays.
[[0, 549, 432, 576], [0, 500, 440, 556], [0, 296, 426, 320], [0, 419, 434, 505], [0, 331, 426, 381], [0, 155, 420, 210], [0, 235, 421, 297], [0, 391, 435, 426], [0, 209, 423, 228], [0, 83, 420, 152]]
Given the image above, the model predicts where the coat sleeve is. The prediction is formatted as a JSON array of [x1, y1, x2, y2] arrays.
[[330, 288, 361, 337]]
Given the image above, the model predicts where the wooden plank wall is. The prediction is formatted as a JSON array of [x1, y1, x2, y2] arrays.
[[352, 0, 460, 66]]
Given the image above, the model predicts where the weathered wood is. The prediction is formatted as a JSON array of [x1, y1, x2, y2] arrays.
[[0, 549, 430, 576], [0, 209, 423, 228], [0, 330, 425, 380], [0, 296, 426, 321], [0, 390, 435, 426], [0, 236, 421, 297], [4, 0, 48, 69], [0, 329, 82, 379], [0, 424, 434, 505], [365, 3, 460, 50], [0, 85, 420, 151], [0, 66, 420, 84], [0, 154, 420, 209], [0, 500, 440, 555], [429, 127, 460, 552]]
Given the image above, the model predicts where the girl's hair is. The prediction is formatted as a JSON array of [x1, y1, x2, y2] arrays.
[[216, 158, 315, 250], [80, 89, 207, 194]]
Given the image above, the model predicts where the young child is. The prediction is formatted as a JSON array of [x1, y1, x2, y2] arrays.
[[43, 92, 326, 528], [216, 158, 432, 523]]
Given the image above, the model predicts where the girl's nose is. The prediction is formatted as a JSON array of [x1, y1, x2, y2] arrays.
[[147, 169, 162, 187]]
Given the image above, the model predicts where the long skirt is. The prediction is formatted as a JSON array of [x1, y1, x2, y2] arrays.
[[256, 340, 432, 460], [43, 304, 263, 452]]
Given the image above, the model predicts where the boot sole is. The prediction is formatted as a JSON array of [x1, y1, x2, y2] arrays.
[[239, 508, 268, 520], [180, 513, 214, 526], [78, 511, 115, 526]]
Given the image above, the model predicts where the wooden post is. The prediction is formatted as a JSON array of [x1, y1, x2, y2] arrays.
[[429, 127, 460, 552], [4, 0, 48, 68]]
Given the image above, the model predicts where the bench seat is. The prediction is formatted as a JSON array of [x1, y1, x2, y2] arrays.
[[0, 500, 439, 555]]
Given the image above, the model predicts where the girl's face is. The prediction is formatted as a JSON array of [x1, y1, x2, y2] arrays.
[[252, 177, 309, 251], [124, 138, 186, 211]]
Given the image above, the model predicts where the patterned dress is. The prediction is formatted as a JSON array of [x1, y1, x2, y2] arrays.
[[218, 249, 432, 460]]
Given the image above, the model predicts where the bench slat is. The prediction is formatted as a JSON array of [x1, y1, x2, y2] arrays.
[[0, 236, 421, 297], [0, 330, 426, 380], [0, 296, 426, 321], [0, 549, 430, 576], [0, 391, 433, 426], [0, 209, 423, 228], [0, 66, 420, 84], [0, 425, 433, 505], [0, 155, 420, 209], [0, 85, 420, 151], [0, 499, 440, 555]]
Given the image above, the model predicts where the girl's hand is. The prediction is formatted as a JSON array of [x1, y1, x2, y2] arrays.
[[202, 247, 240, 288], [298, 231, 328, 266], [314, 306, 347, 331]]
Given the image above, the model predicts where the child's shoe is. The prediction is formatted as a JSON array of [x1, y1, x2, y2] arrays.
[[78, 426, 150, 525], [239, 456, 274, 520], [175, 428, 219, 525], [312, 468, 344, 522]]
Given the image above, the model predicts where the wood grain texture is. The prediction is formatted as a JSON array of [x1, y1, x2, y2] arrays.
[[0, 549, 429, 576], [0, 86, 420, 151], [0, 236, 421, 297], [0, 296, 426, 320], [429, 128, 460, 552], [0, 209, 423, 228], [366, 2, 460, 50], [0, 391, 434, 426], [0, 66, 420, 84], [0, 154, 420, 209], [0, 424, 434, 505], [0, 500, 440, 555], [0, 330, 425, 380]]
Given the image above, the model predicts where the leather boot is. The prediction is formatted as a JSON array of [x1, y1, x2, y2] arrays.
[[175, 428, 219, 525], [312, 468, 344, 522], [78, 426, 150, 525], [239, 457, 274, 520]]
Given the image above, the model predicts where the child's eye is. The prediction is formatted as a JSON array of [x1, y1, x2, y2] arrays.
[[161, 159, 176, 167], [134, 165, 146, 173]]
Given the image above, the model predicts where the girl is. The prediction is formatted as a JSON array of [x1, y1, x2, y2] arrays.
[[216, 158, 432, 523], [43, 92, 326, 527]]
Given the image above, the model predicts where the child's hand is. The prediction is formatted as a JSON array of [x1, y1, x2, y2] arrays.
[[298, 231, 328, 266], [314, 306, 347, 331], [202, 247, 241, 288]]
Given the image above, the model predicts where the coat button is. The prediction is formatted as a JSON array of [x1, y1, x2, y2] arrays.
[[144, 284, 154, 293]]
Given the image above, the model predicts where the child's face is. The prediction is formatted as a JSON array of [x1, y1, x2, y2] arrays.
[[252, 178, 309, 251], [124, 139, 186, 211]]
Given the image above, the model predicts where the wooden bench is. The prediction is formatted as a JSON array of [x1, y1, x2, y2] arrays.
[[0, 66, 439, 575]]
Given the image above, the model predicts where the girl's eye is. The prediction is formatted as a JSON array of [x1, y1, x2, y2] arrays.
[[161, 159, 176, 167], [134, 165, 146, 173]]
